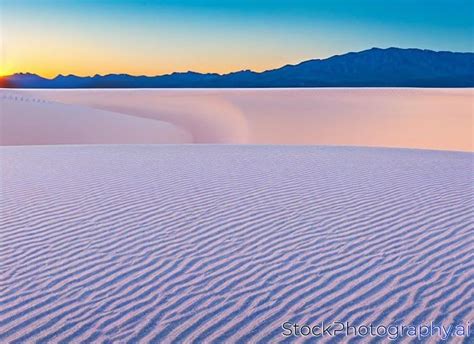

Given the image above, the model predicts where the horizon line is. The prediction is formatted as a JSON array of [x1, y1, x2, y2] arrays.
[[4, 46, 474, 80]]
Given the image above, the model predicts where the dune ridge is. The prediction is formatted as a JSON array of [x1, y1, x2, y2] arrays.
[[0, 92, 192, 145], [1, 145, 472, 343]]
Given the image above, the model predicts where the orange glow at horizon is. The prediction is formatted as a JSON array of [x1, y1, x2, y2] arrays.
[[1, 7, 323, 78], [2, 23, 307, 78], [2, 0, 473, 79], [2, 51, 299, 79]]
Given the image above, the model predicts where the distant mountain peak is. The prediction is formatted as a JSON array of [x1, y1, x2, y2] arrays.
[[4, 47, 474, 88]]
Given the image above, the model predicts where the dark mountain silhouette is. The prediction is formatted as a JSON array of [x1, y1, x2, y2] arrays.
[[3, 48, 473, 88]]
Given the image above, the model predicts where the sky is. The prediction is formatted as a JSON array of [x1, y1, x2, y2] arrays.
[[0, 0, 473, 77]]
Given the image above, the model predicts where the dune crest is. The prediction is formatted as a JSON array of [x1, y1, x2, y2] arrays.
[[0, 91, 193, 145]]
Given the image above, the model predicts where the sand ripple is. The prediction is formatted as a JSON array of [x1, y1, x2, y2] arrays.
[[0, 145, 473, 343]]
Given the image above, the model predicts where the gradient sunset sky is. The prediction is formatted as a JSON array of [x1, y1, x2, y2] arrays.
[[1, 0, 473, 77]]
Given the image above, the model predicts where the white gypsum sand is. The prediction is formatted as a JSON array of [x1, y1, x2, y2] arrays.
[[1, 87, 473, 342], [0, 92, 191, 145], [2, 88, 473, 151], [0, 145, 473, 343]]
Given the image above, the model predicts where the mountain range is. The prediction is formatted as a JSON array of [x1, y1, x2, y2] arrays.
[[2, 47, 473, 88]]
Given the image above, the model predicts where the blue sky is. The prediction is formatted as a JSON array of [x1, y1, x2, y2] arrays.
[[1, 0, 473, 76]]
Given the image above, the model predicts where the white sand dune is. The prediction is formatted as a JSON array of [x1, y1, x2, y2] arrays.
[[9, 88, 474, 151], [0, 92, 192, 145], [1, 145, 472, 343]]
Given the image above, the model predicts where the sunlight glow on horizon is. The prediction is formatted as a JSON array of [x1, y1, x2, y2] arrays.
[[1, 0, 473, 77], [0, 65, 12, 77]]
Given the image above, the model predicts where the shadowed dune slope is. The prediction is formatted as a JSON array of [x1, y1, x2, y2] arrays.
[[1, 145, 473, 343], [17, 88, 474, 151]]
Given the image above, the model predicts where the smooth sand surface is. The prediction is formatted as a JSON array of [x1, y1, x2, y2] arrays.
[[3, 88, 473, 151], [1, 145, 473, 342], [0, 92, 191, 145]]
